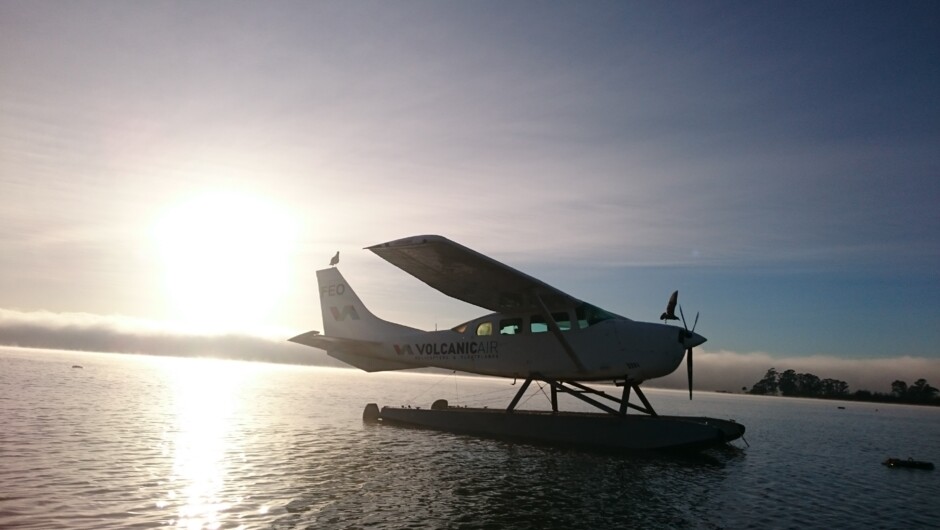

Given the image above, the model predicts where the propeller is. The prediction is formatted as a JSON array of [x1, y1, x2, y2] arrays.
[[679, 305, 700, 400]]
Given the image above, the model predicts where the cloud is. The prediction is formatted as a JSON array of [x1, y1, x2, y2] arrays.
[[652, 349, 940, 395]]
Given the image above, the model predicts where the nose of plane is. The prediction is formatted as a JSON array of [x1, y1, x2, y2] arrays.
[[683, 331, 707, 349]]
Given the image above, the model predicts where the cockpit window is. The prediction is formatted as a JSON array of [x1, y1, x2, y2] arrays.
[[499, 318, 523, 335], [576, 303, 617, 329], [475, 322, 493, 336]]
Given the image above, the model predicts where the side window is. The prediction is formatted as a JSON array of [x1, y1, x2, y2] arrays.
[[530, 312, 573, 333], [476, 322, 493, 336], [499, 318, 523, 335], [530, 315, 549, 333], [553, 312, 572, 331]]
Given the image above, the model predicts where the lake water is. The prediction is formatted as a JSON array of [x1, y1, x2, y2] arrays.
[[1, 347, 938, 529]]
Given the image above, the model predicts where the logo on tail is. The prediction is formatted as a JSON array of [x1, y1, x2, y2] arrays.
[[330, 305, 360, 321]]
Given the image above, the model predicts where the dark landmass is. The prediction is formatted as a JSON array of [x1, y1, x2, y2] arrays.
[[745, 367, 940, 406]]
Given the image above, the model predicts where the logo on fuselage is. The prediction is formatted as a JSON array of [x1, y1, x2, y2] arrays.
[[393, 341, 498, 356]]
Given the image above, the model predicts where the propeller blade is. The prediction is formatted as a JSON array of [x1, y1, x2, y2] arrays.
[[687, 348, 693, 400], [692, 311, 699, 333], [679, 305, 688, 331]]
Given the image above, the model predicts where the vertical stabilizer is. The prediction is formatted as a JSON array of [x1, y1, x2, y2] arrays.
[[316, 268, 420, 340]]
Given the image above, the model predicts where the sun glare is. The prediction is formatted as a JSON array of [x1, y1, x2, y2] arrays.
[[160, 358, 248, 529], [153, 191, 296, 334]]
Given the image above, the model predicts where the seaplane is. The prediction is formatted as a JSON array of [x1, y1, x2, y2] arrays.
[[289, 235, 745, 451]]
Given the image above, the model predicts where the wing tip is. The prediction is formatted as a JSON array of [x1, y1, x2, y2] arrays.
[[366, 234, 450, 251]]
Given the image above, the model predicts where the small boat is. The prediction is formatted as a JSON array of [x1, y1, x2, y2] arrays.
[[71, 365, 83, 369], [882, 458, 934, 470]]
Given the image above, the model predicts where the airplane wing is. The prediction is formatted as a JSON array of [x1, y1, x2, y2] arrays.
[[366, 235, 582, 313]]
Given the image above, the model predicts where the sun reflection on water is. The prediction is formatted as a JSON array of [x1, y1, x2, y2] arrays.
[[160, 359, 247, 529]]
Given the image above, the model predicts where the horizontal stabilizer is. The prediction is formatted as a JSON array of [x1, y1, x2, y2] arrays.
[[288, 330, 418, 372], [289, 331, 381, 356]]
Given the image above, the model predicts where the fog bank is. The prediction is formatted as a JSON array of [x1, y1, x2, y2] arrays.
[[2, 308, 937, 392]]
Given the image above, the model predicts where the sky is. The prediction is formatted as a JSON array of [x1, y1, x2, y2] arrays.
[[1, 1, 938, 391]]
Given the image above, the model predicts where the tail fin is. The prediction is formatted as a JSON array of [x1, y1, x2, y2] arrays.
[[316, 267, 420, 340]]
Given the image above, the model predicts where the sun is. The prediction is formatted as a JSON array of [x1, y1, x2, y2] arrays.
[[153, 191, 296, 334]]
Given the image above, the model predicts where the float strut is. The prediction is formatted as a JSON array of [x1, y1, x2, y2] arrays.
[[632, 385, 658, 417], [507, 378, 533, 412], [620, 385, 632, 415]]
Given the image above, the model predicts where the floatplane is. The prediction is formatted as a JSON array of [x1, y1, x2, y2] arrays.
[[290, 235, 745, 451]]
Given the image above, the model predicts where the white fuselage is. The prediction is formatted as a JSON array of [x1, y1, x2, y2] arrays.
[[353, 315, 689, 381], [289, 267, 704, 384]]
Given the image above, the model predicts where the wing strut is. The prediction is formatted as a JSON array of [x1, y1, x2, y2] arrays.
[[533, 293, 586, 373]]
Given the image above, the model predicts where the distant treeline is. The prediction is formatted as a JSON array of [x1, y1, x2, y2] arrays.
[[745, 368, 940, 406]]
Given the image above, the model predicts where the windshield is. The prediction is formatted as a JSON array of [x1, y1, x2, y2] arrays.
[[575, 303, 621, 328]]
